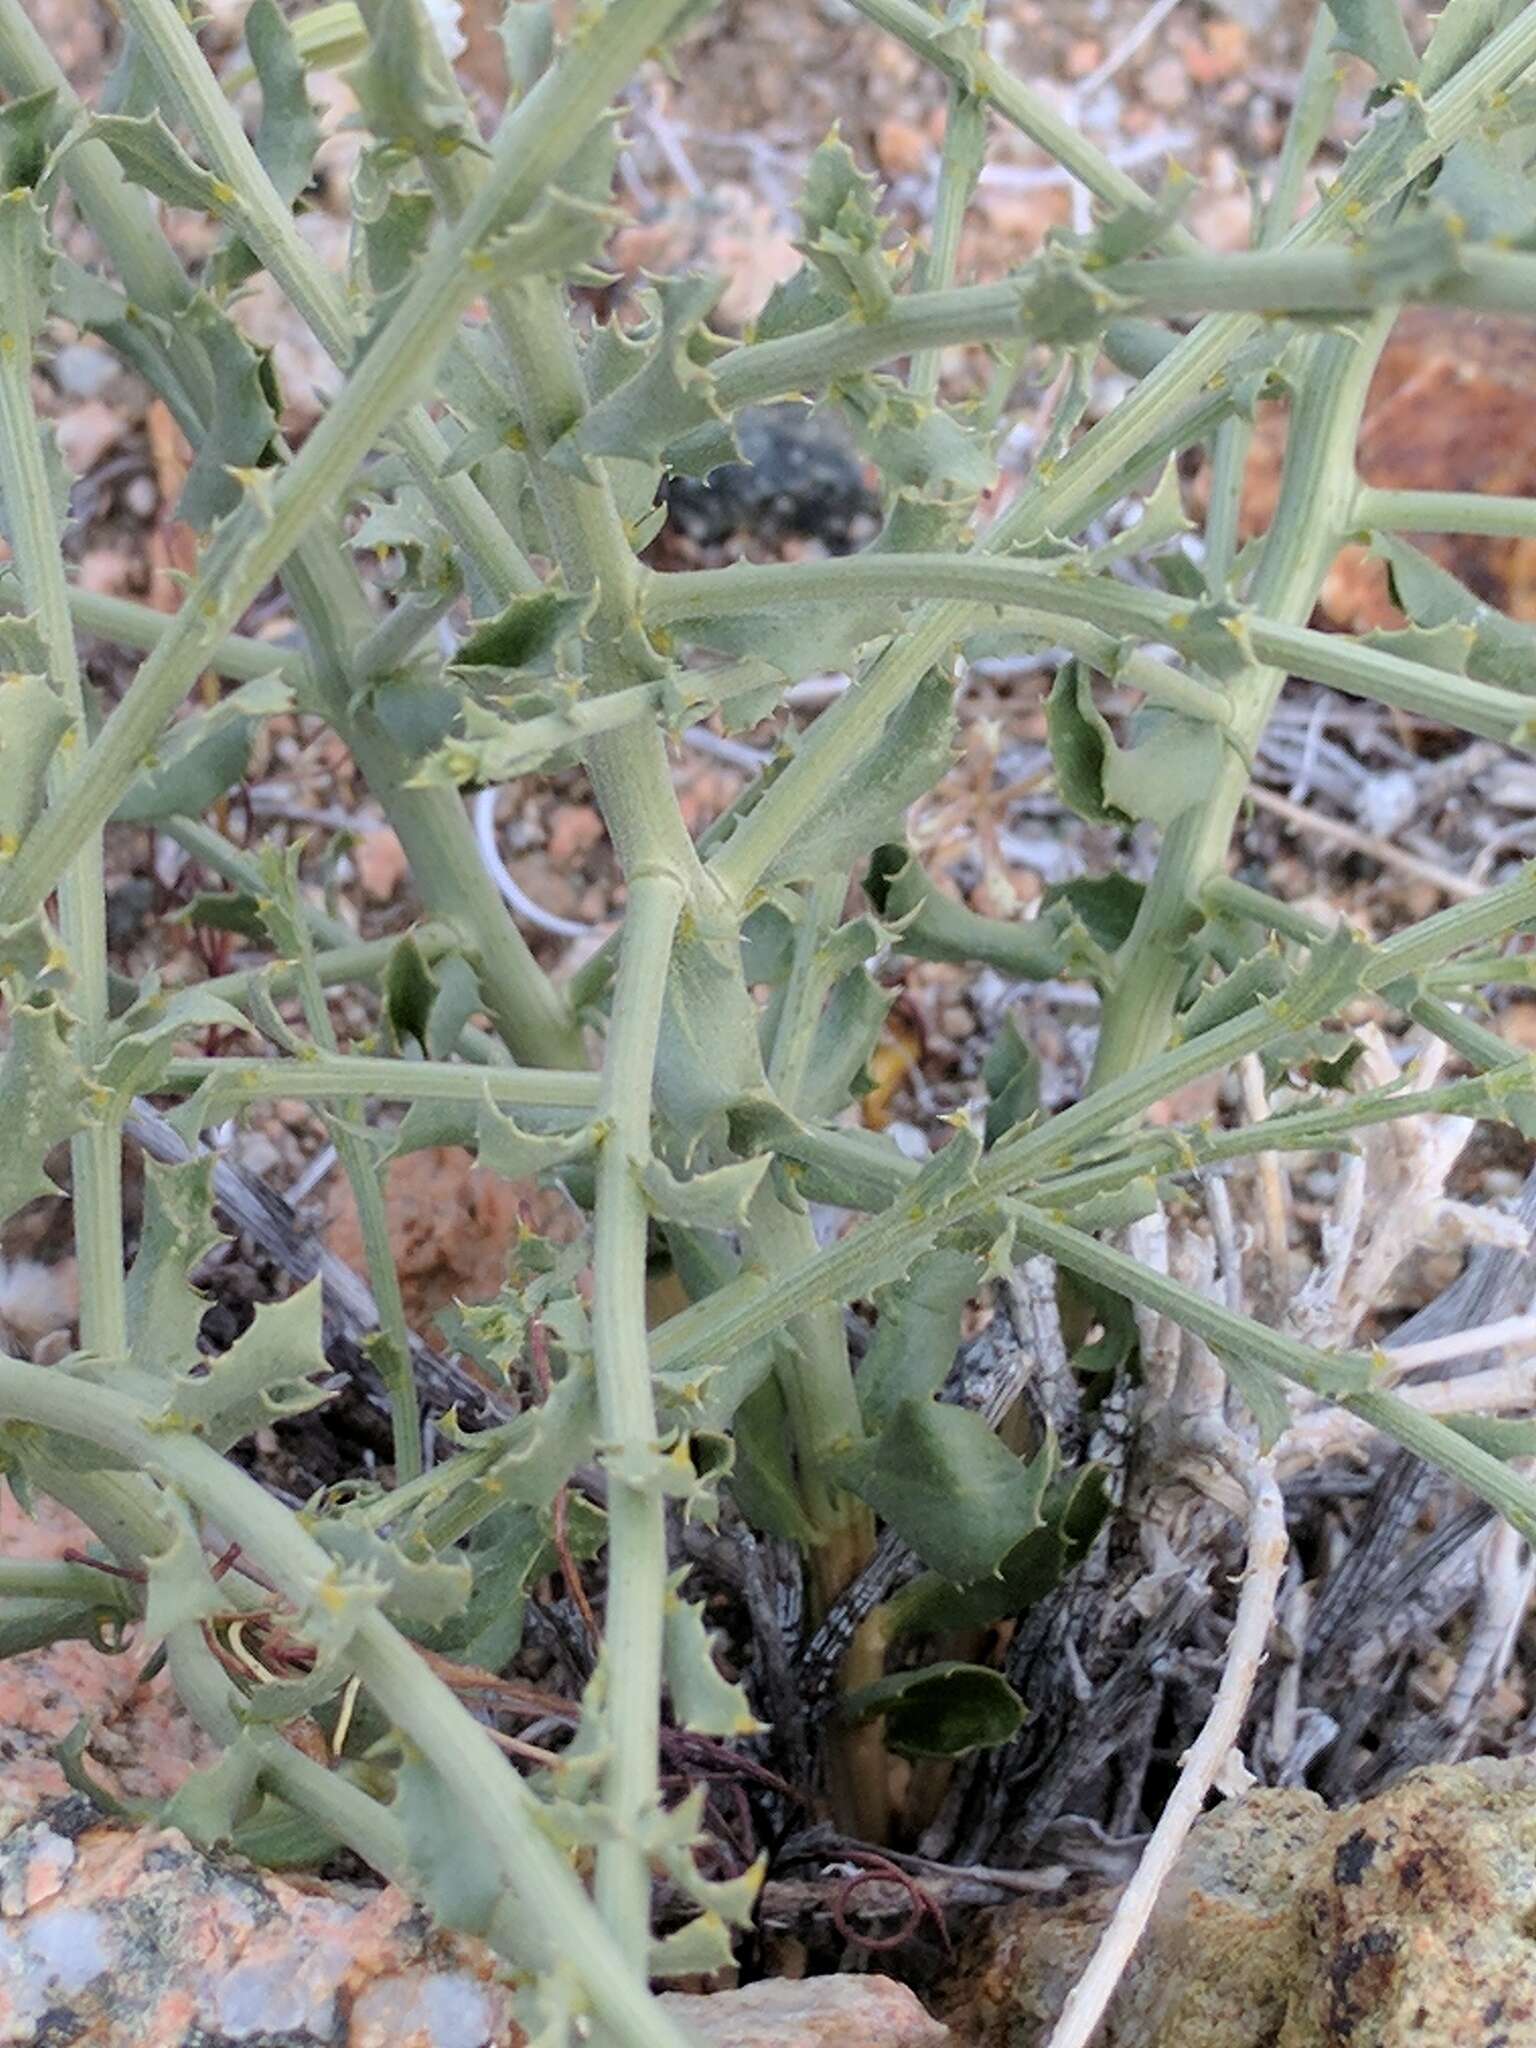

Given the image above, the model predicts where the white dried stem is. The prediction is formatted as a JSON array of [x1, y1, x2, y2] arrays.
[[1240, 1054, 1294, 1307], [1043, 1443, 1287, 2048], [1446, 1505, 1536, 1733], [1278, 1360, 1536, 1474]]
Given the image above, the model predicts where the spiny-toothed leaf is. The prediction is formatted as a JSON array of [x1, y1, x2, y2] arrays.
[[1171, 598, 1255, 681], [642, 1782, 765, 1926], [177, 301, 283, 529], [500, 0, 554, 94], [866, 843, 1064, 980], [158, 1739, 265, 1849], [125, 1155, 223, 1374], [841, 1660, 1025, 1759], [983, 1015, 1041, 1146], [0, 911, 71, 994], [655, 572, 888, 680], [1420, 0, 1524, 93], [391, 1745, 502, 1937], [1090, 165, 1195, 267], [456, 588, 591, 672], [858, 1246, 983, 1430], [246, 0, 321, 206], [1016, 239, 1133, 347], [473, 1094, 595, 1181], [799, 964, 892, 1122], [1101, 455, 1194, 561], [351, 487, 457, 588], [1041, 872, 1144, 962], [478, 178, 622, 289], [653, 915, 770, 1150], [890, 1463, 1112, 1636], [639, 1155, 771, 1232], [663, 1573, 762, 1735], [85, 113, 229, 216], [1360, 617, 1476, 677], [1048, 1173, 1158, 1231], [836, 1400, 1053, 1582], [649, 1914, 736, 1983], [795, 129, 900, 317], [154, 1279, 332, 1450], [751, 262, 847, 347], [1046, 660, 1130, 828], [1100, 706, 1227, 829], [308, 1517, 471, 1626], [98, 986, 252, 1099], [907, 1109, 983, 1217], [347, 0, 477, 156], [1178, 949, 1288, 1042], [1351, 211, 1465, 299], [1431, 130, 1536, 242], [424, 953, 481, 1059], [1265, 925, 1375, 1034], [763, 669, 956, 886], [513, 1969, 590, 2048], [181, 889, 270, 942], [1216, 1345, 1292, 1450], [112, 674, 292, 823], [0, 672, 69, 856], [0, 997, 92, 1226], [0, 88, 56, 192], [839, 377, 996, 498], [728, 1375, 818, 1543], [1370, 530, 1536, 693], [350, 142, 435, 308], [552, 274, 731, 478], [141, 1495, 223, 1648], [1329, 0, 1419, 83], [382, 930, 438, 1051], [448, 1368, 598, 1514], [0, 187, 52, 353]]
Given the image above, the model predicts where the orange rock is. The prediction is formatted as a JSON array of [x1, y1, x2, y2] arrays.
[[1230, 310, 1536, 631], [353, 826, 410, 904], [545, 802, 607, 866], [1183, 19, 1249, 85], [0, 1493, 213, 1814], [875, 116, 930, 178], [328, 1146, 581, 1333]]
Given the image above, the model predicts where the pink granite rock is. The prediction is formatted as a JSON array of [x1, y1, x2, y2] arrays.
[[661, 1974, 950, 2046]]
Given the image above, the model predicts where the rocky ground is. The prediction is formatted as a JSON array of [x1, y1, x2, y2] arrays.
[[6, 0, 1536, 2041]]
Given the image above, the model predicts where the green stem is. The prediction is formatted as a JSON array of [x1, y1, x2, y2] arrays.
[[844, 0, 1201, 255], [1354, 484, 1536, 538], [0, 1357, 693, 2048], [63, 585, 300, 684], [160, 1053, 599, 1110], [276, 892, 423, 1480], [908, 83, 986, 404], [194, 924, 455, 1011], [116, 0, 544, 609], [0, 196, 125, 1360], [641, 550, 1534, 743], [701, 5, 1536, 905], [1092, 319, 1390, 1086], [0, 0, 650, 1069], [278, 545, 584, 1068], [590, 870, 685, 1965], [649, 865, 1536, 1376]]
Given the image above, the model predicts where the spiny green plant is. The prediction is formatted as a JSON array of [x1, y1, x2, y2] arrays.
[[3, 0, 1536, 2037]]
